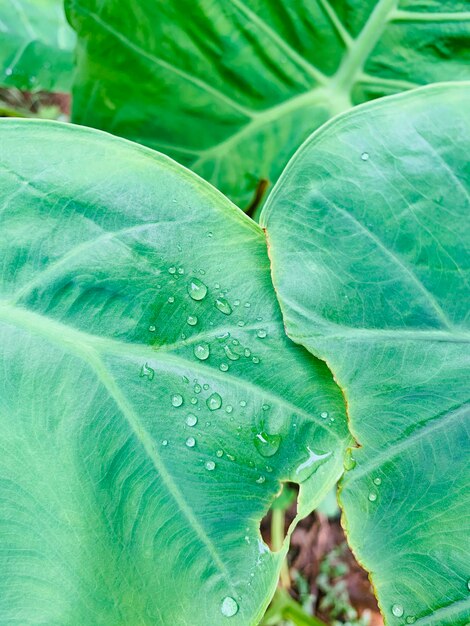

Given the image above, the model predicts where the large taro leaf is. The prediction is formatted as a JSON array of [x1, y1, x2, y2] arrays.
[[0, 0, 76, 92], [261, 83, 470, 625], [0, 119, 350, 625], [66, 0, 470, 209]]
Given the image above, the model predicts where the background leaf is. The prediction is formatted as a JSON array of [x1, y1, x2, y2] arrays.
[[66, 0, 470, 208], [0, 0, 76, 92], [0, 119, 350, 625], [261, 83, 470, 625]]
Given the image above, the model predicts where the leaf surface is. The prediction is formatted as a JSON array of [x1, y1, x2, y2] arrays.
[[66, 0, 470, 207], [261, 83, 470, 625], [0, 0, 75, 92], [0, 119, 350, 625]]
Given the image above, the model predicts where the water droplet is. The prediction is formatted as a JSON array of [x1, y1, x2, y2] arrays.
[[219, 363, 229, 371], [244, 302, 251, 308], [240, 400, 247, 407], [344, 449, 356, 470], [216, 449, 224, 457], [188, 277, 208, 301], [205, 461, 216, 471], [190, 397, 198, 405], [256, 476, 266, 484], [373, 477, 382, 486], [296, 447, 331, 476], [178, 267, 184, 275], [171, 394, 183, 407], [186, 437, 196, 448], [140, 363, 155, 380], [168, 266, 176, 274], [186, 414, 198, 427], [262, 404, 270, 411], [148, 325, 156, 332], [257, 329, 267, 338], [215, 297, 232, 315], [368, 492, 377, 502], [208, 231, 213, 238], [252, 356, 260, 364], [320, 411, 328, 419], [361, 151, 370, 161], [194, 343, 210, 360], [207, 393, 222, 411], [234, 300, 240, 306], [221, 596, 238, 617], [392, 604, 404, 618], [467, 579, 470, 591], [5, 68, 12, 76], [194, 384, 202, 394], [254, 432, 281, 457], [187, 315, 198, 326], [161, 439, 168, 446], [168, 296, 175, 303], [406, 617, 416, 624], [237, 321, 245, 327], [217, 331, 230, 342], [244, 348, 251, 357], [203, 384, 209, 390], [224, 345, 240, 361], [225, 405, 233, 414]]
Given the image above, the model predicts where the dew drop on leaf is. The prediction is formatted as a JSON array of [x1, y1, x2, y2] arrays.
[[207, 393, 222, 411], [168, 266, 176, 274], [205, 461, 216, 471], [344, 449, 356, 470], [392, 604, 404, 618], [406, 617, 416, 624], [320, 411, 328, 419], [216, 449, 224, 457], [368, 492, 377, 502], [187, 277, 208, 300], [186, 414, 198, 427], [194, 384, 202, 394], [256, 329, 267, 338], [168, 296, 175, 303], [252, 356, 260, 364], [161, 439, 168, 446], [240, 400, 247, 407], [221, 597, 238, 617], [185, 437, 196, 448], [237, 321, 245, 327], [256, 476, 266, 484], [224, 345, 240, 361], [215, 297, 232, 315], [171, 394, 183, 407], [254, 432, 281, 457], [225, 405, 233, 414], [187, 315, 198, 326], [361, 151, 370, 161], [194, 343, 210, 360], [373, 477, 382, 486], [148, 325, 156, 332], [219, 363, 229, 371], [140, 363, 155, 380]]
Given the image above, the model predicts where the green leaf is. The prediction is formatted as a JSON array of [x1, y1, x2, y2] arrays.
[[261, 83, 470, 625], [0, 0, 75, 92], [0, 119, 350, 625], [66, 0, 470, 208]]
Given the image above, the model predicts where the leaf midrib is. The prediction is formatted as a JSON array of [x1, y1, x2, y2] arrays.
[[0, 299, 243, 601]]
